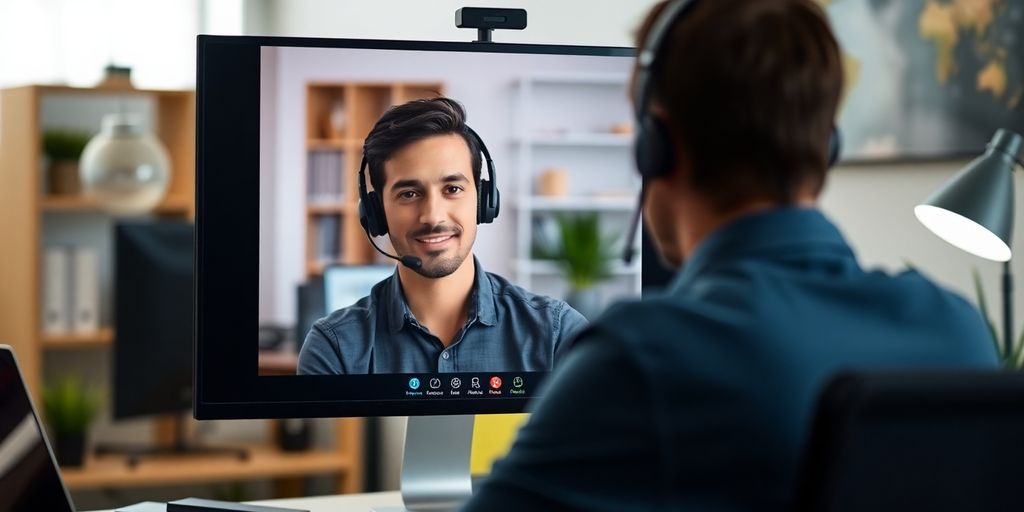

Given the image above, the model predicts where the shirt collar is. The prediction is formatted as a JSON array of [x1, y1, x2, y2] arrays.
[[672, 207, 856, 290], [385, 256, 497, 334]]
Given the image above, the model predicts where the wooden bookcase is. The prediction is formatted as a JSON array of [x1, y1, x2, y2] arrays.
[[0, 85, 363, 496], [303, 82, 444, 275], [0, 85, 195, 405]]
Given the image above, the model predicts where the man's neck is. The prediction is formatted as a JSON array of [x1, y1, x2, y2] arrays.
[[677, 194, 817, 260], [397, 255, 476, 346]]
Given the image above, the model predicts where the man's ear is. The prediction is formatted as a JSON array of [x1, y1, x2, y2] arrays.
[[654, 113, 691, 188]]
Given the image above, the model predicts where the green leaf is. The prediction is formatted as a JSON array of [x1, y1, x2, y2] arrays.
[[535, 213, 619, 290], [43, 374, 100, 435], [902, 258, 916, 271], [42, 129, 93, 162], [1012, 327, 1024, 370], [971, 268, 1003, 362]]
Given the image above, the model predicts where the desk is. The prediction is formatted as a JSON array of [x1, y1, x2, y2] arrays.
[[90, 491, 405, 512], [253, 491, 403, 511], [65, 444, 360, 491]]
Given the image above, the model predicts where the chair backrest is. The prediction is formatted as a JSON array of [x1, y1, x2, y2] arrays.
[[795, 371, 1024, 512]]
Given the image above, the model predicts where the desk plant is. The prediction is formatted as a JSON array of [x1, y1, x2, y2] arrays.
[[43, 374, 100, 467], [534, 213, 617, 319], [973, 268, 1024, 369], [42, 128, 92, 195]]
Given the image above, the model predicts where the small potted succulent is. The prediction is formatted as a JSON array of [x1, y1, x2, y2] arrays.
[[42, 128, 93, 195], [43, 375, 100, 467]]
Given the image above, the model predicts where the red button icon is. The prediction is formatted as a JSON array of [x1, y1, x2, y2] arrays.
[[489, 376, 502, 389]]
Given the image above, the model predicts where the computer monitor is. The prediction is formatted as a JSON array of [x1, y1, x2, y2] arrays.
[[195, 34, 646, 508], [324, 265, 396, 314], [113, 220, 193, 419]]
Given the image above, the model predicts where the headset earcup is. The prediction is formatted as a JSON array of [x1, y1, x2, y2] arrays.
[[477, 179, 498, 224], [827, 126, 842, 168], [634, 115, 675, 180], [360, 191, 388, 237]]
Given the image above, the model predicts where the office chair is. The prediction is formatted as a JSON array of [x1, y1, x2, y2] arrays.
[[795, 370, 1024, 512]]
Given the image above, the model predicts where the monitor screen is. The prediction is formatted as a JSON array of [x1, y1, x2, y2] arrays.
[[114, 220, 193, 419], [196, 36, 640, 419], [324, 265, 396, 314]]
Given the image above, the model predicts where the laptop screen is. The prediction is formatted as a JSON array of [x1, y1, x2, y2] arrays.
[[0, 347, 74, 512]]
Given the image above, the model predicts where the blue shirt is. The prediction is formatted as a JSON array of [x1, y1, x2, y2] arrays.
[[297, 258, 588, 374], [464, 207, 999, 512]]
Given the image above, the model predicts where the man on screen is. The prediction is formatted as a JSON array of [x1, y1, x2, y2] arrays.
[[298, 98, 587, 375]]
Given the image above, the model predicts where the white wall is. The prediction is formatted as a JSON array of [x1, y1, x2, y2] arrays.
[[257, 0, 656, 47], [819, 160, 1022, 333]]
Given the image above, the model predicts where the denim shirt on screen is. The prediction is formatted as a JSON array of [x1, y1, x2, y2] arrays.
[[297, 258, 588, 374]]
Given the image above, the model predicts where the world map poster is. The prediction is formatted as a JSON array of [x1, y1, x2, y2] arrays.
[[825, 0, 1024, 161]]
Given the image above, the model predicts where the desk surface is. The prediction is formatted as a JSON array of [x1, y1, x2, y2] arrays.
[[91, 491, 405, 512], [253, 491, 404, 511]]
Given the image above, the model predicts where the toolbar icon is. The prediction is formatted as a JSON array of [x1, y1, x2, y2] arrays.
[[408, 378, 420, 390], [451, 378, 462, 389], [489, 376, 503, 390], [429, 378, 441, 389]]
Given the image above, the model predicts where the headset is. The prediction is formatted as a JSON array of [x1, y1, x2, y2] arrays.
[[624, 0, 841, 262], [357, 125, 499, 269]]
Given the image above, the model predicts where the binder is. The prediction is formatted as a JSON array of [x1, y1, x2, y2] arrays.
[[71, 246, 100, 333], [42, 248, 70, 334]]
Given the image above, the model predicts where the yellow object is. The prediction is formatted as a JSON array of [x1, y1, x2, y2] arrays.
[[470, 413, 530, 475]]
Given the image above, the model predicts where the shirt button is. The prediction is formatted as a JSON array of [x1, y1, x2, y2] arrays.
[[442, 351, 450, 360]]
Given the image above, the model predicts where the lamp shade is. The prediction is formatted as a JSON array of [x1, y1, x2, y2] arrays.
[[915, 129, 1024, 262], [79, 113, 171, 216]]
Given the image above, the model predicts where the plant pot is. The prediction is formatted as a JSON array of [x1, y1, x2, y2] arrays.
[[566, 288, 603, 320], [537, 168, 569, 197], [55, 432, 86, 467], [48, 160, 81, 195], [277, 418, 313, 452]]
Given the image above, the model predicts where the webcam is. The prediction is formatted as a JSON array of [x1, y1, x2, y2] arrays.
[[456, 7, 527, 43]]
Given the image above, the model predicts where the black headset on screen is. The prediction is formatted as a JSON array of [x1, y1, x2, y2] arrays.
[[357, 124, 500, 270], [623, 0, 841, 263]]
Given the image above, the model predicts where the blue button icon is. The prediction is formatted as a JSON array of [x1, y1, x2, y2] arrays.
[[408, 378, 421, 390]]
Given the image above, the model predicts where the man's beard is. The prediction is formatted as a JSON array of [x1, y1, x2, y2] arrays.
[[414, 254, 466, 278], [405, 224, 468, 278]]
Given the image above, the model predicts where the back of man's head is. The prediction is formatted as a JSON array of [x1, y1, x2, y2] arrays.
[[637, 0, 843, 212]]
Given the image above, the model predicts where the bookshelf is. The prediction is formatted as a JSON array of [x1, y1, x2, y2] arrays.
[[0, 85, 195, 409], [303, 82, 445, 274], [0, 84, 363, 497], [510, 73, 643, 305]]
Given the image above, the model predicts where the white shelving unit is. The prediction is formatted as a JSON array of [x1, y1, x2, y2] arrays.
[[511, 72, 642, 310]]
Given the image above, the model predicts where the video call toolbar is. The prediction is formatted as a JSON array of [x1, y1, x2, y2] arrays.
[[404, 373, 529, 398]]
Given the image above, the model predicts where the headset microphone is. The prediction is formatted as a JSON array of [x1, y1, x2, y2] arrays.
[[621, 186, 648, 265], [364, 230, 423, 270]]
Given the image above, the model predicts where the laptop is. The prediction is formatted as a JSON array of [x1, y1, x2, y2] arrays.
[[0, 344, 75, 511]]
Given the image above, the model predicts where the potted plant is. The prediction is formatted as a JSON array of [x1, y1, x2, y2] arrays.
[[534, 213, 618, 319], [972, 268, 1024, 369], [42, 128, 93, 195], [43, 375, 100, 467]]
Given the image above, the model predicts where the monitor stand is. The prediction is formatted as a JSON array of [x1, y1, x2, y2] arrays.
[[373, 415, 475, 512]]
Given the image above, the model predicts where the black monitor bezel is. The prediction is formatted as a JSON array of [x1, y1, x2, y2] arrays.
[[195, 34, 635, 420]]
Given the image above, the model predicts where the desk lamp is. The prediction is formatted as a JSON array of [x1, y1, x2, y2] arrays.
[[915, 129, 1024, 359]]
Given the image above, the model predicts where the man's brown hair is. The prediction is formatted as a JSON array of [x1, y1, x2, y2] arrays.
[[636, 0, 843, 212]]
